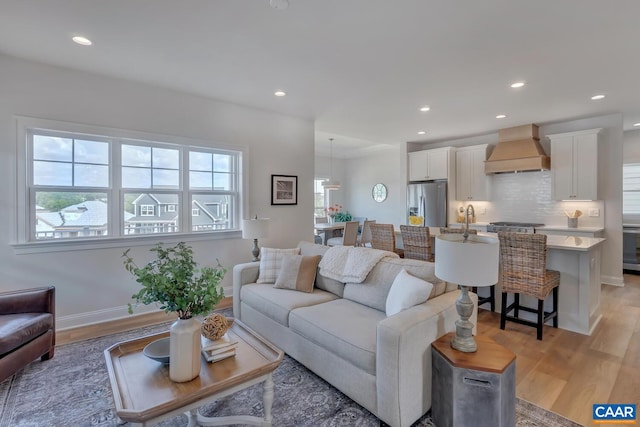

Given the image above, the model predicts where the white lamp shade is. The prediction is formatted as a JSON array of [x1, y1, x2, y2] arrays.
[[435, 234, 499, 287], [322, 179, 341, 190], [242, 218, 270, 239]]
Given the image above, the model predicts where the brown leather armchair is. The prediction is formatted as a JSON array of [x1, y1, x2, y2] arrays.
[[0, 286, 55, 382]]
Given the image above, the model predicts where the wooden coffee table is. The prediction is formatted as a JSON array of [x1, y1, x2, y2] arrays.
[[104, 319, 283, 427]]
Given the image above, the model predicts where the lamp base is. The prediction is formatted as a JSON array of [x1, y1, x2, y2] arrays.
[[451, 286, 478, 353], [251, 238, 260, 262]]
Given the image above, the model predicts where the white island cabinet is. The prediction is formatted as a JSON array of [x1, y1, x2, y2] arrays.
[[489, 234, 605, 336]]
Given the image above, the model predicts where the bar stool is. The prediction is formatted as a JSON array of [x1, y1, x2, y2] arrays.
[[370, 223, 404, 257], [498, 232, 560, 340], [400, 225, 433, 261], [439, 227, 495, 312]]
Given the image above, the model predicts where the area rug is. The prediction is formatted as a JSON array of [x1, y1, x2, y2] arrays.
[[0, 314, 582, 427]]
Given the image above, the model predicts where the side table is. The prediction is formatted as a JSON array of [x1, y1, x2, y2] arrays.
[[431, 332, 516, 427]]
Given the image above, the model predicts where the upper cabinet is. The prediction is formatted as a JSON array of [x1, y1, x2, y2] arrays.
[[408, 147, 449, 181], [548, 128, 602, 201], [456, 144, 491, 201]]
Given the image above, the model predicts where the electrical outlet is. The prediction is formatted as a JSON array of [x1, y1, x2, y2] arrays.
[[589, 208, 600, 217], [480, 207, 487, 215]]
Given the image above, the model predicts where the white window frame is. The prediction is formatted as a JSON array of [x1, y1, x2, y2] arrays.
[[140, 205, 155, 216], [167, 204, 176, 212], [13, 117, 247, 253], [192, 208, 200, 216]]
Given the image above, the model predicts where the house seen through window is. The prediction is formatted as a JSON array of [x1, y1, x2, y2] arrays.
[[26, 126, 241, 242]]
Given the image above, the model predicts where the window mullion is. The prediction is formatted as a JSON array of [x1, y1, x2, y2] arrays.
[[111, 139, 121, 237], [182, 147, 190, 233]]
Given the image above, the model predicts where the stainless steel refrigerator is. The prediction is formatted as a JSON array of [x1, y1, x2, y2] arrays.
[[407, 181, 447, 227]]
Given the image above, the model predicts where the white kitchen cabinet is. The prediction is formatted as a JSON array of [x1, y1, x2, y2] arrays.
[[455, 144, 491, 201], [549, 129, 601, 200], [408, 148, 449, 181]]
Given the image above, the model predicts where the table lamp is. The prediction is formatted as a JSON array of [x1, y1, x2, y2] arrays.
[[242, 216, 270, 262], [435, 234, 499, 352]]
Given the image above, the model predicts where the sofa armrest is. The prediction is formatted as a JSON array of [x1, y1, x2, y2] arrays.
[[0, 286, 55, 316], [232, 262, 260, 319], [375, 290, 477, 427]]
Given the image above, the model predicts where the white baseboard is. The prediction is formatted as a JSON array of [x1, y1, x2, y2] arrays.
[[602, 274, 625, 287], [57, 304, 162, 331]]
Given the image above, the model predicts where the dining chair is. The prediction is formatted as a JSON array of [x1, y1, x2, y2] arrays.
[[399, 225, 433, 262], [370, 223, 403, 257], [439, 227, 495, 311], [357, 220, 376, 247], [327, 221, 360, 247], [498, 232, 560, 340]]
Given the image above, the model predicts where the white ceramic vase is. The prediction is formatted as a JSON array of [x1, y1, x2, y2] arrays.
[[169, 317, 201, 382]]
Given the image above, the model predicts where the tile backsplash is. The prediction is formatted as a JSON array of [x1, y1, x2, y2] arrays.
[[454, 171, 605, 228]]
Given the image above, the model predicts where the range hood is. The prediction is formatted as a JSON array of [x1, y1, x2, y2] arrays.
[[484, 124, 550, 174]]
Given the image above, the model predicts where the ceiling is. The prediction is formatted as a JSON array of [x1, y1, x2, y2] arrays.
[[1, 1, 639, 158]]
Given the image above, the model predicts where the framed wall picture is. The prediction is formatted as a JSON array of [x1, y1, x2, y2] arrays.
[[271, 174, 298, 205]]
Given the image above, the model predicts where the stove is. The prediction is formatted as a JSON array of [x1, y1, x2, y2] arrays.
[[486, 222, 545, 233]]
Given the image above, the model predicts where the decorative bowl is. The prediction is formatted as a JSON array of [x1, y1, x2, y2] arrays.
[[143, 337, 170, 364]]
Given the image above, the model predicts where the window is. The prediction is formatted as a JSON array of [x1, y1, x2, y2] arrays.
[[624, 163, 640, 220], [314, 179, 327, 217], [21, 121, 242, 243]]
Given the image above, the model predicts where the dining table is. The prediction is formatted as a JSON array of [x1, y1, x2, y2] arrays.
[[314, 222, 345, 245]]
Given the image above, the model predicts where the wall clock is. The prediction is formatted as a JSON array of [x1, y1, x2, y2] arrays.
[[372, 183, 387, 202]]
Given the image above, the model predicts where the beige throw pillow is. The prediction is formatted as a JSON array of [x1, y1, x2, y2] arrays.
[[274, 255, 321, 293], [257, 247, 301, 284], [385, 268, 434, 316]]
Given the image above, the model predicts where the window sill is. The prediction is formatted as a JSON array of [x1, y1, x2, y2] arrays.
[[11, 230, 242, 254]]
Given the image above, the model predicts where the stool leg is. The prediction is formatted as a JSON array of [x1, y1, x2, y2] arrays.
[[514, 294, 520, 318], [537, 299, 544, 340], [553, 286, 559, 328], [500, 292, 508, 330], [489, 285, 496, 312]]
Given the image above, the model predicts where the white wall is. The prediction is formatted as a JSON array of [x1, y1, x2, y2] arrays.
[[343, 146, 407, 225], [623, 129, 640, 163], [0, 54, 315, 328]]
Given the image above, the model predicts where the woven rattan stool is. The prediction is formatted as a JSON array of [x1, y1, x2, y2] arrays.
[[370, 223, 404, 257], [400, 225, 433, 262], [497, 232, 560, 340], [439, 227, 495, 312]]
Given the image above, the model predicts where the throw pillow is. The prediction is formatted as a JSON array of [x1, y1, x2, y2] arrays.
[[257, 247, 301, 284], [274, 255, 321, 293], [385, 268, 434, 316]]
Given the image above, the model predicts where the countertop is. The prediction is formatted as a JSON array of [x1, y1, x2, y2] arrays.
[[469, 232, 606, 252], [536, 225, 604, 232]]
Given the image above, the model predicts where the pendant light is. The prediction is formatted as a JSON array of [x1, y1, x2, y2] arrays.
[[322, 138, 341, 190]]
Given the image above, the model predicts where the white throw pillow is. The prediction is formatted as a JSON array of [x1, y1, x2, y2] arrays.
[[257, 247, 301, 284], [385, 269, 434, 316]]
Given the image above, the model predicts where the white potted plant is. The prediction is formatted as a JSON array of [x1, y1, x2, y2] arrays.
[[123, 242, 226, 382]]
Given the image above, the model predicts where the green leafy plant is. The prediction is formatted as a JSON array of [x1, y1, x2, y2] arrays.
[[334, 211, 352, 222], [123, 242, 226, 319]]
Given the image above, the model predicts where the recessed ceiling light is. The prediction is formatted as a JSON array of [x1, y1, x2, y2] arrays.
[[510, 82, 525, 88], [72, 36, 92, 46], [274, 91, 286, 97], [419, 106, 430, 112], [496, 114, 507, 119], [417, 131, 426, 135], [634, 123, 640, 127], [591, 94, 605, 100]]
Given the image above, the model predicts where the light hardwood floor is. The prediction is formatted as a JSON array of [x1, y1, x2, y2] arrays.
[[477, 274, 640, 427], [56, 280, 639, 427]]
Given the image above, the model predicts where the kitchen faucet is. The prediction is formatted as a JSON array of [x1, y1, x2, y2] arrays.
[[464, 204, 475, 242]]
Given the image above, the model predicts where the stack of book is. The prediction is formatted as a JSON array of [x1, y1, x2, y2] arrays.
[[201, 333, 238, 362]]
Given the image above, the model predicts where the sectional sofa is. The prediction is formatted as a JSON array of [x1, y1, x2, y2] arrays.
[[232, 241, 475, 427]]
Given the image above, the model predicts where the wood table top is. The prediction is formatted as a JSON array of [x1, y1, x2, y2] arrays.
[[104, 318, 283, 423], [432, 332, 516, 373]]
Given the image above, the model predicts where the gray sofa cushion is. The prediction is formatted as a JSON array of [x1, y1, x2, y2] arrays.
[[289, 299, 385, 375], [298, 241, 345, 297], [343, 257, 446, 312], [240, 283, 338, 327]]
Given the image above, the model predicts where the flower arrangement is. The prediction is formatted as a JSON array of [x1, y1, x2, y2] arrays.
[[123, 242, 227, 320], [324, 204, 342, 219]]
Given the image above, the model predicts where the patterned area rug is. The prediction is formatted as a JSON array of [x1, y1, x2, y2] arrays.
[[0, 314, 582, 427]]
